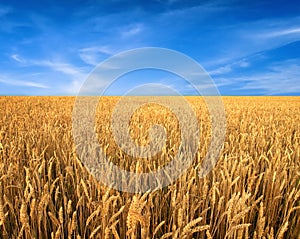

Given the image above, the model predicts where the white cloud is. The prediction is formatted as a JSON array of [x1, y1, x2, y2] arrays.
[[202, 17, 300, 70], [209, 65, 232, 75], [79, 46, 113, 66], [0, 76, 48, 89], [208, 59, 250, 76], [40, 61, 81, 75], [80, 46, 113, 55], [241, 20, 300, 53], [262, 27, 300, 38], [9, 53, 85, 77], [7, 53, 90, 94], [39, 62, 88, 94], [216, 60, 300, 94], [121, 24, 143, 38], [238, 60, 250, 68], [11, 54, 24, 63]]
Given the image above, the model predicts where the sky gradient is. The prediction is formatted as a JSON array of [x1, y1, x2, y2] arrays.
[[0, 0, 300, 95]]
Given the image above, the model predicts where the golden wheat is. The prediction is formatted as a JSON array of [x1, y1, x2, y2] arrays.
[[0, 96, 299, 238]]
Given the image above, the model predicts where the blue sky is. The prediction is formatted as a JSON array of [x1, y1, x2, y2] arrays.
[[0, 0, 300, 95]]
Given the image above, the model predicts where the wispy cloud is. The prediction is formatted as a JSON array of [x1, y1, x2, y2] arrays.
[[244, 18, 300, 46], [159, 2, 228, 19], [33, 61, 88, 94], [209, 65, 232, 75], [11, 54, 24, 63], [215, 60, 300, 95], [203, 17, 300, 69], [242, 63, 300, 94], [35, 61, 83, 76], [79, 46, 113, 66], [10, 53, 86, 77], [121, 24, 143, 38], [8, 54, 89, 94], [0, 76, 48, 89], [208, 59, 250, 76], [261, 27, 300, 38]]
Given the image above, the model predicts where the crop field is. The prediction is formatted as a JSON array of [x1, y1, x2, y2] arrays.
[[0, 96, 299, 239]]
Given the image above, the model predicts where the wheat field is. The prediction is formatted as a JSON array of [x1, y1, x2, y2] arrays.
[[0, 96, 299, 239]]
